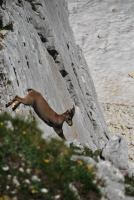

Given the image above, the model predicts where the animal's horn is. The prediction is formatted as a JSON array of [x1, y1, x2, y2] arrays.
[[70, 105, 75, 117], [27, 88, 33, 92]]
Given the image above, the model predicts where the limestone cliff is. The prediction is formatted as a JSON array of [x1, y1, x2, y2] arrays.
[[0, 0, 108, 149], [68, 0, 134, 160]]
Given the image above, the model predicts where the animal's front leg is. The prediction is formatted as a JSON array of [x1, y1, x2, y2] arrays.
[[5, 96, 18, 108], [53, 127, 66, 140], [5, 95, 28, 109], [12, 101, 21, 111], [6, 94, 33, 111], [14, 95, 32, 106]]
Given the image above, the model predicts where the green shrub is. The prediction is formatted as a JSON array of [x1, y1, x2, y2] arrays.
[[0, 112, 101, 200]]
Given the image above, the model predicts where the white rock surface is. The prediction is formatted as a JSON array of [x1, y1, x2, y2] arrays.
[[97, 161, 125, 200], [1, 2, 133, 199], [102, 135, 129, 170], [0, 0, 108, 149], [68, 0, 134, 160], [102, 103, 134, 160], [68, 0, 134, 105]]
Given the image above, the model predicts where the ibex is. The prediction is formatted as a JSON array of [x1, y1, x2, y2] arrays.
[[5, 89, 75, 140]]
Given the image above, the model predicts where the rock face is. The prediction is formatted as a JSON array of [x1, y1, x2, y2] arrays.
[[68, 0, 134, 105], [0, 2, 134, 200], [97, 161, 125, 200], [68, 0, 134, 160], [102, 135, 129, 170], [0, 0, 108, 149], [102, 103, 134, 160], [70, 140, 134, 200]]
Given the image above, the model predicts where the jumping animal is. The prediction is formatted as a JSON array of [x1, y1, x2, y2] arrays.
[[5, 89, 75, 140]]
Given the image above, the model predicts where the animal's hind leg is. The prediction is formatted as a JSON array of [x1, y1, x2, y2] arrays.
[[53, 127, 66, 140]]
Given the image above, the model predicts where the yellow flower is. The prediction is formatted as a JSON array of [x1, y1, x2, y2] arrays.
[[4, 196, 11, 200], [0, 122, 3, 126], [63, 149, 69, 155], [31, 189, 38, 194], [22, 130, 26, 135], [0, 196, 11, 200], [30, 186, 38, 194], [77, 160, 83, 165], [43, 159, 50, 164], [86, 164, 94, 172]]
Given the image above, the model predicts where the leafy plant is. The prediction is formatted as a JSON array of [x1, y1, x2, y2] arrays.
[[125, 175, 134, 196], [0, 112, 101, 200]]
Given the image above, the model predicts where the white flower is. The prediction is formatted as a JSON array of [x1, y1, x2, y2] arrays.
[[21, 162, 25, 166], [24, 179, 30, 184], [13, 176, 20, 187], [6, 120, 14, 130], [2, 165, 9, 171], [31, 175, 40, 182], [6, 185, 10, 190], [26, 168, 31, 174], [54, 194, 61, 199], [40, 188, 48, 193], [11, 190, 17, 194], [19, 167, 24, 173], [93, 179, 97, 184], [7, 174, 12, 179]]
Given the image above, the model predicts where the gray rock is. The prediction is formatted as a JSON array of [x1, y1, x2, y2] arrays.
[[102, 135, 129, 170], [0, 0, 108, 149], [0, 1, 133, 199], [125, 197, 134, 200], [128, 161, 134, 177], [68, 0, 134, 161], [68, 0, 134, 105], [97, 161, 125, 200]]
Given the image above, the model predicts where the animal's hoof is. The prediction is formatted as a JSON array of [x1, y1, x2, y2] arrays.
[[12, 106, 16, 111]]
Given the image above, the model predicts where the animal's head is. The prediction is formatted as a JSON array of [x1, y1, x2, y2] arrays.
[[65, 105, 75, 126]]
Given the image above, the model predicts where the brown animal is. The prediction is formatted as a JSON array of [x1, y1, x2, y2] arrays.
[[5, 89, 75, 140]]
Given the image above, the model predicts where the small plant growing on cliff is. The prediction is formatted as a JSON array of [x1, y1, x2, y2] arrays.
[[0, 18, 13, 31], [0, 112, 101, 200], [125, 175, 134, 197], [0, 19, 13, 51], [6, 79, 12, 85]]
